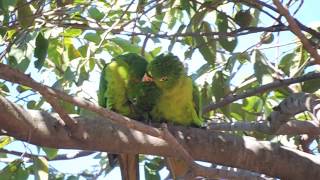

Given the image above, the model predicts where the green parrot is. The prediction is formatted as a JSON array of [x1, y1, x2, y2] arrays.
[[147, 53, 203, 179], [98, 53, 148, 180], [147, 53, 203, 126]]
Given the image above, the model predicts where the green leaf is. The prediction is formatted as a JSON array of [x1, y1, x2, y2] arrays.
[[63, 29, 83, 37], [78, 45, 89, 57], [200, 82, 212, 118], [219, 37, 237, 52], [110, 37, 141, 53], [279, 53, 295, 76], [151, 14, 165, 34], [17, 0, 34, 28], [302, 73, 320, 93], [0, 160, 28, 180], [168, 24, 185, 51], [33, 157, 49, 180], [27, 100, 37, 109], [88, 7, 104, 21], [144, 157, 163, 180], [212, 71, 230, 101], [253, 50, 274, 84], [216, 11, 237, 52], [187, 10, 206, 32], [16, 85, 31, 93], [63, 67, 75, 81], [42, 147, 58, 160], [164, 8, 177, 29], [243, 96, 263, 113], [229, 103, 245, 120], [279, 47, 309, 77], [191, 63, 212, 81], [34, 32, 49, 70], [0, 136, 12, 148], [84, 32, 101, 44], [8, 56, 18, 67], [77, 66, 89, 86], [0, 83, 10, 93], [67, 44, 81, 60], [16, 58, 30, 72], [216, 12, 228, 32], [195, 22, 216, 66], [89, 58, 95, 71], [48, 38, 63, 67]]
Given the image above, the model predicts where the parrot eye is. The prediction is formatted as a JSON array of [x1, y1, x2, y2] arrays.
[[159, 76, 168, 81]]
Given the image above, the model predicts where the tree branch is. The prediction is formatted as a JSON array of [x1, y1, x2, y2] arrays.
[[273, 0, 320, 64], [1, 95, 320, 179], [203, 72, 320, 113], [208, 93, 320, 135], [0, 64, 233, 179]]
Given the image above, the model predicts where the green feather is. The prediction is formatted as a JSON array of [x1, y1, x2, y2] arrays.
[[148, 53, 203, 126], [98, 53, 148, 118]]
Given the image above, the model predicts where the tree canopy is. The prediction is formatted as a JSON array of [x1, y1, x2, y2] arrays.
[[1, 0, 320, 179]]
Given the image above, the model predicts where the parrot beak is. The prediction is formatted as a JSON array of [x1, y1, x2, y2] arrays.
[[142, 73, 153, 82]]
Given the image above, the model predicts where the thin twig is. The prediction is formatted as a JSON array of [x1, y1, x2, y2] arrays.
[[273, 0, 320, 64], [0, 149, 95, 161], [203, 72, 320, 113]]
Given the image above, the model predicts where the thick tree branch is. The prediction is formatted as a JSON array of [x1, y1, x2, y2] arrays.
[[0, 64, 234, 179], [0, 63, 162, 138], [1, 96, 320, 179], [203, 72, 320, 113], [209, 120, 320, 135], [208, 93, 320, 134]]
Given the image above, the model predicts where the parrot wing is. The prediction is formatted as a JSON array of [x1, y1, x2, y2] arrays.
[[98, 53, 148, 180], [148, 53, 203, 179]]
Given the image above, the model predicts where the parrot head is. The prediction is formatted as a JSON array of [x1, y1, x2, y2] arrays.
[[147, 53, 185, 89], [116, 53, 148, 82]]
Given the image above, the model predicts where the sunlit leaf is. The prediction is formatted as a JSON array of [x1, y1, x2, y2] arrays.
[[42, 147, 58, 160], [0, 136, 12, 148], [16, 85, 31, 93], [243, 96, 263, 113], [63, 29, 83, 37], [67, 44, 81, 60], [33, 157, 49, 180], [0, 160, 28, 180]]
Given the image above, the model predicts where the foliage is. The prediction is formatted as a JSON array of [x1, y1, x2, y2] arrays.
[[0, 0, 320, 179]]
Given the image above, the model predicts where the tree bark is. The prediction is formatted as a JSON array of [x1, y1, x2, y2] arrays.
[[1, 95, 320, 179]]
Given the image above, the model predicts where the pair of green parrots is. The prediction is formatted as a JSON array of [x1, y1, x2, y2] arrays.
[[98, 52, 203, 180]]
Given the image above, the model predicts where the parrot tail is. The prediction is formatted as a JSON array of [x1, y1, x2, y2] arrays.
[[108, 153, 139, 180], [166, 157, 191, 180]]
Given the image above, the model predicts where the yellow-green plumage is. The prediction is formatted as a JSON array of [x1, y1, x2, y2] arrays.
[[148, 53, 203, 127], [98, 53, 148, 118], [151, 76, 202, 126], [98, 53, 148, 180], [148, 53, 203, 179], [104, 60, 132, 116]]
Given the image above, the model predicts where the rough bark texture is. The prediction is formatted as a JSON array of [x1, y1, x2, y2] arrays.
[[1, 96, 320, 180]]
